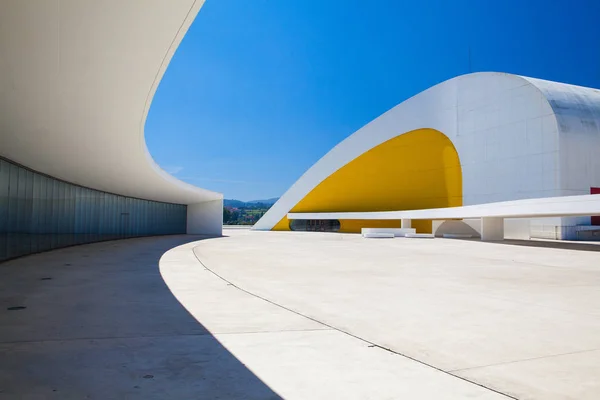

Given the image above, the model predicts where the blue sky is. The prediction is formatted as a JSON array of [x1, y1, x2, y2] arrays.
[[146, 0, 600, 201]]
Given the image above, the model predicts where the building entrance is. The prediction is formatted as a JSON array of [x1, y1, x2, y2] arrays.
[[289, 219, 341, 232]]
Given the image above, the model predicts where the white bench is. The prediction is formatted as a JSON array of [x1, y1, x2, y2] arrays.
[[362, 232, 395, 238], [361, 228, 416, 238]]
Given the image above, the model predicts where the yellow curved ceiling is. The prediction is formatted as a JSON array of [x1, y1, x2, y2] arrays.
[[273, 128, 462, 233]]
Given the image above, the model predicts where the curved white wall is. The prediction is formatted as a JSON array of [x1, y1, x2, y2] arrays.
[[0, 0, 220, 209], [525, 77, 600, 196], [256, 72, 600, 234]]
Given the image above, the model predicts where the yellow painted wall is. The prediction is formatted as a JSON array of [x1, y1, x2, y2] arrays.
[[273, 128, 462, 233]]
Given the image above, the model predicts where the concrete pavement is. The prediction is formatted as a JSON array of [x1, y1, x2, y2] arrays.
[[0, 236, 283, 399], [2, 229, 600, 398], [190, 229, 600, 400]]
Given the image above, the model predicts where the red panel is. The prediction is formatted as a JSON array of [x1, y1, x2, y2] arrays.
[[592, 188, 600, 226]]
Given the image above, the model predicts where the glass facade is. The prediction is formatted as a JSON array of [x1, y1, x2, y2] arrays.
[[289, 219, 340, 232], [0, 157, 187, 262]]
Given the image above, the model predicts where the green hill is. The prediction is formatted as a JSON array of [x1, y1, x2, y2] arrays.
[[223, 198, 279, 225]]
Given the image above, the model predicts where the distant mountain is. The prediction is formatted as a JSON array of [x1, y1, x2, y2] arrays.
[[223, 198, 279, 208], [246, 197, 279, 205], [223, 199, 246, 208]]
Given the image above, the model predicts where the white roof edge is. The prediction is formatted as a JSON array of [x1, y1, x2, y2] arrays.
[[0, 1, 221, 206], [288, 194, 600, 221]]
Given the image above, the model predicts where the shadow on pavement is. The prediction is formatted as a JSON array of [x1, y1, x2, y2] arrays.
[[455, 237, 600, 252], [497, 238, 600, 252], [0, 235, 281, 399]]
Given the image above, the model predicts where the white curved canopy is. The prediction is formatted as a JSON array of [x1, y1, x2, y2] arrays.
[[0, 0, 220, 205]]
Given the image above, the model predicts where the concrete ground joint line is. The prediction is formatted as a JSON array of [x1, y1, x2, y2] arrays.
[[448, 348, 600, 373], [191, 245, 520, 400]]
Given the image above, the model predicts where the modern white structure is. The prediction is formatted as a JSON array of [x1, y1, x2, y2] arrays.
[[255, 72, 600, 240], [0, 1, 221, 261], [288, 193, 600, 241]]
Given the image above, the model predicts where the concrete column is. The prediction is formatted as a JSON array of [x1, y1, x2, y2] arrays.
[[481, 217, 504, 241], [187, 199, 223, 236], [401, 219, 411, 229]]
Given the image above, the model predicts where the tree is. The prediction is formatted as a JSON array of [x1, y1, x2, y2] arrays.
[[223, 207, 232, 223]]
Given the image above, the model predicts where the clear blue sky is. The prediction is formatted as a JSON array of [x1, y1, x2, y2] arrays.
[[146, 0, 600, 201]]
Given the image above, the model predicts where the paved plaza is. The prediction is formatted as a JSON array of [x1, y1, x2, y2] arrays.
[[2, 229, 600, 399]]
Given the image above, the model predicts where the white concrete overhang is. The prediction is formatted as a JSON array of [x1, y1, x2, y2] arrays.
[[0, 0, 221, 205], [287, 194, 600, 221]]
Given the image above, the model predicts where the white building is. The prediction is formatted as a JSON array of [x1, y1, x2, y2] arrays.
[[256, 72, 600, 240], [0, 1, 221, 261]]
